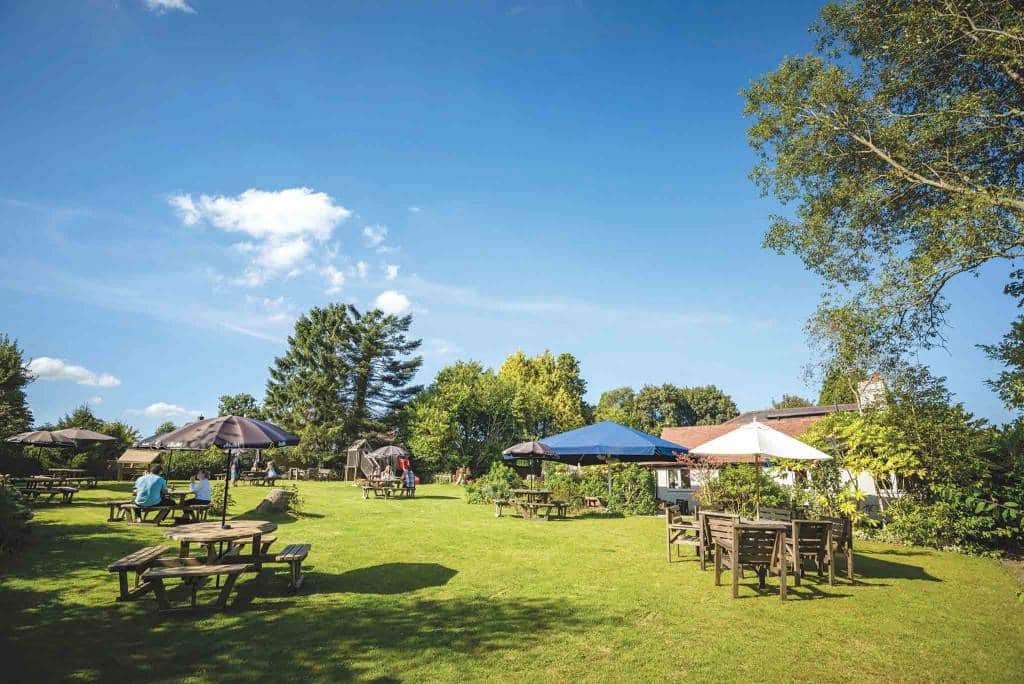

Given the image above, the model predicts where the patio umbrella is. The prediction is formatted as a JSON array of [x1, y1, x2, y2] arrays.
[[367, 445, 411, 459], [52, 428, 116, 442], [501, 441, 556, 487], [152, 416, 300, 527], [524, 421, 688, 498], [5, 430, 76, 447], [688, 419, 832, 517]]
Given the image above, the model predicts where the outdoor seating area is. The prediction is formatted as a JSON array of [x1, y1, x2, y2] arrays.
[[666, 507, 853, 600], [361, 477, 415, 499], [499, 488, 568, 521], [5, 476, 80, 504], [105, 518, 311, 614]]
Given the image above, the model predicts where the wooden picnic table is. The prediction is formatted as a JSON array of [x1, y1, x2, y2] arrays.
[[511, 488, 552, 504], [48, 468, 86, 476], [166, 520, 278, 572]]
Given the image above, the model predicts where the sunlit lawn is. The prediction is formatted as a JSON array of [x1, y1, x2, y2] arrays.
[[1, 482, 1022, 682]]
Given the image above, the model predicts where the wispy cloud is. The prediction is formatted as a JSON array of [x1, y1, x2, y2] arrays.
[[144, 0, 196, 14], [321, 264, 346, 294], [384, 264, 399, 281], [27, 357, 120, 387], [127, 402, 202, 419], [169, 187, 351, 286], [408, 206, 421, 213]]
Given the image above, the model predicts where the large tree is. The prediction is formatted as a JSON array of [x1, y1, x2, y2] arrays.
[[594, 386, 641, 429], [497, 350, 587, 438], [594, 383, 738, 431], [0, 334, 34, 472], [772, 394, 814, 409], [744, 0, 1024, 381], [264, 304, 423, 456], [679, 385, 739, 425], [403, 361, 518, 474], [218, 392, 264, 419]]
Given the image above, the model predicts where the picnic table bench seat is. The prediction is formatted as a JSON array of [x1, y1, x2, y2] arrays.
[[583, 496, 606, 509], [142, 563, 254, 613], [513, 500, 568, 521], [107, 545, 172, 601], [116, 501, 211, 525], [21, 485, 78, 504], [274, 543, 311, 591], [228, 535, 278, 554]]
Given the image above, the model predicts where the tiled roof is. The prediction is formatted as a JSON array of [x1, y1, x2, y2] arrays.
[[660, 403, 857, 450]]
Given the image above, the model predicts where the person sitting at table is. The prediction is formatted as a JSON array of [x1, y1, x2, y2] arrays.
[[134, 464, 172, 508], [266, 460, 279, 482], [382, 464, 395, 479], [188, 468, 212, 504], [403, 467, 416, 491], [370, 464, 381, 480]]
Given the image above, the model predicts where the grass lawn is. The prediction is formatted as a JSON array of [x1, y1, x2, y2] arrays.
[[1, 481, 1023, 683]]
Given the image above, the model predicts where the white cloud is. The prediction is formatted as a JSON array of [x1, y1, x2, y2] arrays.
[[169, 187, 351, 286], [27, 357, 121, 387], [384, 264, 399, 280], [425, 338, 459, 357], [88, 396, 103, 405], [375, 290, 410, 314], [145, 0, 196, 14], [126, 402, 202, 420], [356, 260, 369, 279], [362, 224, 387, 248], [245, 295, 293, 323], [321, 265, 346, 294], [408, 206, 421, 213]]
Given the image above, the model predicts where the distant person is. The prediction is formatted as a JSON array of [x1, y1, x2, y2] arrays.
[[188, 469, 212, 505], [403, 467, 416, 491], [398, 454, 411, 473], [266, 460, 278, 482], [230, 454, 242, 486], [370, 464, 381, 480], [383, 464, 395, 479], [134, 464, 171, 507]]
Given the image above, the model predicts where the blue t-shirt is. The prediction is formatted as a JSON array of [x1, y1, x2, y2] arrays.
[[134, 473, 167, 506]]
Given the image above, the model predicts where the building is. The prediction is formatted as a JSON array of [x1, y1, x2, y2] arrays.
[[655, 403, 860, 509]]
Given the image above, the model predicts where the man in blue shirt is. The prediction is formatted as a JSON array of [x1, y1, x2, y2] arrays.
[[134, 464, 170, 507], [403, 467, 416, 493]]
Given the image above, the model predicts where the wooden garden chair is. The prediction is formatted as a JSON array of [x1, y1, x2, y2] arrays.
[[665, 505, 700, 563], [699, 511, 738, 572], [758, 506, 796, 522], [788, 520, 834, 586], [822, 515, 855, 579], [709, 516, 788, 600]]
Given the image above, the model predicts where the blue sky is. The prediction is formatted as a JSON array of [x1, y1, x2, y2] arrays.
[[1, 0, 1018, 435]]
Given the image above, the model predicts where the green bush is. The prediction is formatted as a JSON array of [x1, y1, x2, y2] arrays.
[[533, 464, 658, 516], [0, 487, 33, 554], [208, 480, 236, 517], [695, 464, 790, 518], [464, 463, 522, 504]]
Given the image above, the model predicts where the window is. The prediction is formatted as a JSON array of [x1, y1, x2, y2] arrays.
[[666, 468, 691, 489]]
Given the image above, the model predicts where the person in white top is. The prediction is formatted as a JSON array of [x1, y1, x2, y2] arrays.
[[189, 469, 212, 504]]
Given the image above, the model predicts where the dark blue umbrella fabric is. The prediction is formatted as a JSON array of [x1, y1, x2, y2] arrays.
[[504, 420, 687, 466]]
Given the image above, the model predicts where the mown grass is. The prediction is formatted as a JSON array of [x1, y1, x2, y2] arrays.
[[1, 482, 1022, 682]]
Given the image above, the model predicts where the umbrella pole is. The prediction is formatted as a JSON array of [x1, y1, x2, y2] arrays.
[[221, 450, 231, 529], [755, 455, 761, 520]]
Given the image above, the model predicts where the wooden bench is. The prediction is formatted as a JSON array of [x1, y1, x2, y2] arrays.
[[362, 485, 396, 499], [107, 545, 172, 601], [142, 563, 253, 613], [583, 496, 606, 510], [513, 500, 566, 521], [119, 502, 211, 525], [274, 543, 311, 591], [228, 535, 278, 554], [21, 486, 78, 503], [666, 506, 700, 563], [396, 486, 416, 498]]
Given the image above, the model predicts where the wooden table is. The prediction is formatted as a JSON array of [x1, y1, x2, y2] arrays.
[[511, 488, 552, 504], [48, 468, 86, 477], [166, 520, 278, 572]]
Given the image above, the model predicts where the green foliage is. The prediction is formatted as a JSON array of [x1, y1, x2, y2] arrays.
[[594, 384, 738, 431], [980, 270, 1024, 412], [405, 351, 588, 475], [531, 464, 657, 516], [695, 465, 790, 518], [0, 486, 32, 554], [161, 446, 228, 480], [218, 393, 265, 418], [19, 405, 139, 476], [405, 361, 518, 475], [745, 0, 1024, 360], [772, 394, 813, 409], [0, 334, 34, 474], [498, 350, 588, 437], [264, 303, 423, 459], [153, 421, 178, 436], [464, 463, 522, 504], [208, 479, 236, 516], [818, 365, 868, 405]]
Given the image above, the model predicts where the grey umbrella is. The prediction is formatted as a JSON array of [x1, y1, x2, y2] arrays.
[[502, 441, 556, 457], [367, 445, 411, 459], [52, 428, 116, 442], [5, 430, 75, 447], [152, 416, 300, 527]]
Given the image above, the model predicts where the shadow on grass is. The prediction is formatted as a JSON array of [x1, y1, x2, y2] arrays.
[[856, 554, 941, 582], [315, 562, 458, 595], [0, 579, 594, 682], [575, 511, 625, 520]]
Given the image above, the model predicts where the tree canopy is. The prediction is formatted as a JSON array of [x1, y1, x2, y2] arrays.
[[594, 383, 738, 432], [0, 334, 34, 473], [218, 393, 264, 419], [264, 303, 422, 462], [744, 0, 1024, 383], [772, 394, 814, 409]]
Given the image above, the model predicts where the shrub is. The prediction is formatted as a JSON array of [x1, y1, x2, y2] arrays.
[[535, 464, 658, 516], [464, 463, 522, 504], [0, 487, 33, 554], [694, 464, 790, 518], [208, 480, 236, 517]]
